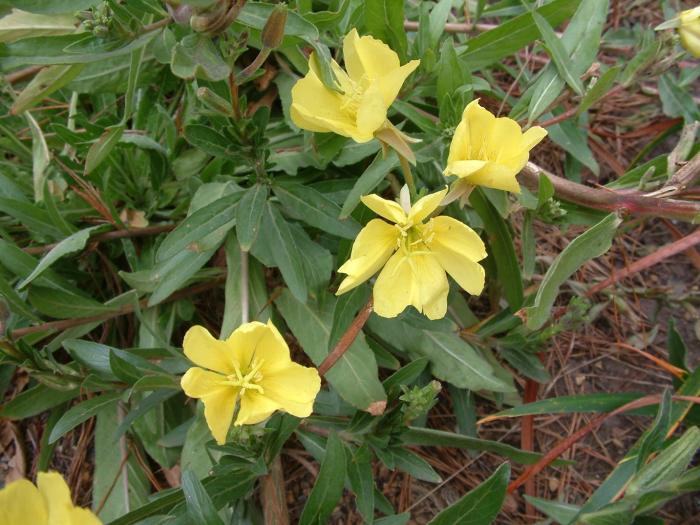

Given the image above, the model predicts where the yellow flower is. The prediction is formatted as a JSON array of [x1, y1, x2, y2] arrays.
[[290, 28, 420, 143], [679, 7, 700, 57], [444, 99, 547, 193], [336, 187, 487, 320], [0, 471, 102, 525], [180, 321, 321, 444]]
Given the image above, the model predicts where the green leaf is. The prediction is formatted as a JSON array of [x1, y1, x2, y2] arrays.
[[85, 124, 125, 175], [460, 0, 580, 70], [148, 248, 218, 306], [157, 192, 242, 262], [93, 405, 150, 521], [525, 496, 580, 524], [346, 444, 374, 523], [49, 391, 123, 444], [364, 0, 407, 60], [28, 286, 119, 319], [273, 183, 360, 239], [429, 462, 510, 525], [375, 514, 411, 525], [547, 117, 600, 175], [657, 74, 700, 122], [11, 63, 84, 114], [428, 0, 453, 48], [261, 202, 307, 301], [170, 33, 230, 81], [382, 358, 429, 398], [0, 9, 77, 42], [524, 213, 620, 330], [0, 197, 65, 239], [0, 384, 79, 419], [108, 469, 256, 525], [402, 427, 561, 466], [1, 1, 99, 15], [25, 111, 50, 202], [368, 315, 514, 393], [236, 183, 269, 251], [276, 290, 386, 411], [0, 31, 159, 68], [627, 426, 700, 496], [328, 284, 370, 350], [299, 432, 347, 525], [0, 272, 39, 321], [390, 447, 441, 483], [636, 389, 672, 468], [182, 470, 226, 525], [578, 66, 620, 115], [485, 392, 647, 420], [340, 151, 398, 218], [18, 225, 104, 289], [526, 0, 608, 122], [469, 189, 523, 309], [183, 124, 231, 157], [532, 11, 583, 95]]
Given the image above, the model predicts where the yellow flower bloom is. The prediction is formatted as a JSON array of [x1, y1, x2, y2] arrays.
[[290, 28, 420, 143], [444, 99, 547, 193], [0, 471, 102, 525], [180, 321, 321, 444], [336, 187, 487, 320], [679, 7, 700, 57]]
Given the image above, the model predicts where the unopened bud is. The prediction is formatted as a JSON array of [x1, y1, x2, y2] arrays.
[[196, 87, 234, 116], [166, 2, 194, 25], [190, 0, 243, 35], [261, 4, 287, 49]]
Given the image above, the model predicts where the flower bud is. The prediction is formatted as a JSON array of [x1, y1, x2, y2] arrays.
[[261, 4, 287, 50], [196, 87, 234, 116]]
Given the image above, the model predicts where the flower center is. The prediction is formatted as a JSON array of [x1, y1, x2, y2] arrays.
[[226, 359, 264, 394], [396, 222, 434, 256], [339, 75, 369, 118]]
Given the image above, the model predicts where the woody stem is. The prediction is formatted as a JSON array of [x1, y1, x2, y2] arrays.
[[398, 154, 417, 199], [318, 296, 374, 376]]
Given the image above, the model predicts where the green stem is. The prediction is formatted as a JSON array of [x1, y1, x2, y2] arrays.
[[398, 154, 417, 199]]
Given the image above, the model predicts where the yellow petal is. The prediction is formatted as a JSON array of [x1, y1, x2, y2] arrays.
[[460, 99, 496, 158], [181, 367, 228, 398], [259, 362, 321, 417], [183, 325, 238, 374], [360, 194, 407, 224], [202, 388, 238, 445], [356, 81, 389, 139], [680, 8, 700, 56], [444, 159, 488, 178], [680, 29, 700, 56], [373, 252, 448, 320], [446, 118, 469, 165], [337, 219, 399, 295], [38, 471, 78, 524], [376, 59, 420, 105], [408, 187, 448, 224], [290, 64, 355, 134], [522, 126, 548, 151], [429, 216, 486, 295], [0, 478, 47, 525], [487, 116, 526, 161], [68, 507, 103, 525], [462, 162, 521, 193], [343, 29, 400, 82], [234, 391, 279, 426], [227, 321, 292, 374]]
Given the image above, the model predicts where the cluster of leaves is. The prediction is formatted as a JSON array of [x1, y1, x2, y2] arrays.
[[0, 0, 699, 524]]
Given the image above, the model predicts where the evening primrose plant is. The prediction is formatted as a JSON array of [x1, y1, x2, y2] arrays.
[[1, 1, 700, 524]]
